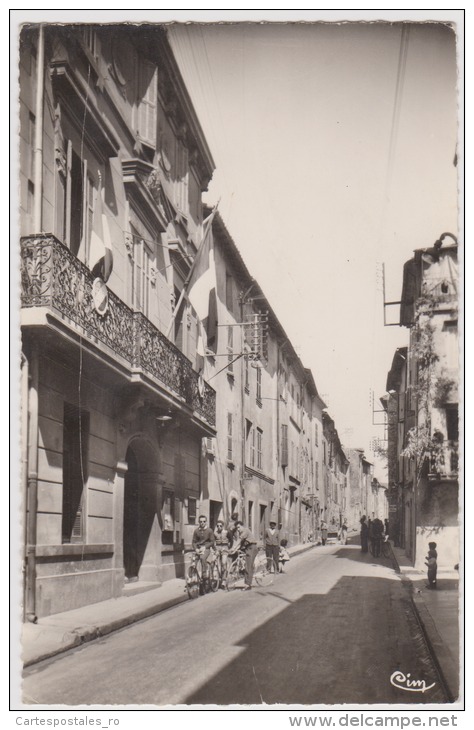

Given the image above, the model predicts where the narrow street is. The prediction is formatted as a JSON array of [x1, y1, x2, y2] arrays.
[[22, 543, 448, 706]]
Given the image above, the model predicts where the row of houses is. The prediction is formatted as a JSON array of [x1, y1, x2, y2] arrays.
[[18, 23, 387, 619], [381, 236, 459, 570]]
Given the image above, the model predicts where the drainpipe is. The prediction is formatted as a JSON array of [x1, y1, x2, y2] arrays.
[[25, 342, 39, 622], [24, 24, 44, 623], [21, 352, 29, 617], [33, 23, 45, 232], [239, 281, 255, 522]]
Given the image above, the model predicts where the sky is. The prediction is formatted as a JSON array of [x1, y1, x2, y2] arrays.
[[167, 18, 460, 477]]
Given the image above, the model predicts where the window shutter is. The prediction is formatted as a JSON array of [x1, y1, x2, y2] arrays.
[[281, 424, 288, 467]]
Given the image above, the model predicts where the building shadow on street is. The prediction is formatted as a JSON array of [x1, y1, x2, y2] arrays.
[[185, 575, 450, 706], [333, 544, 394, 570]]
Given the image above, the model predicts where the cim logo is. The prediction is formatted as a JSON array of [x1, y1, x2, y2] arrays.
[[390, 670, 436, 693]]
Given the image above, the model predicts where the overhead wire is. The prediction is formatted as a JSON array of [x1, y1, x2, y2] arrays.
[[369, 24, 410, 455]]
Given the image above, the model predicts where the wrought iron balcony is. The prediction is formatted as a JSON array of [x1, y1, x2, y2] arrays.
[[20, 234, 216, 427]]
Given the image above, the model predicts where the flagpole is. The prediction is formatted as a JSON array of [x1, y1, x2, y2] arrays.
[[164, 200, 220, 339]]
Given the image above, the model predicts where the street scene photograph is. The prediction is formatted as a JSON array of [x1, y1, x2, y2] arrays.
[[12, 9, 462, 713]]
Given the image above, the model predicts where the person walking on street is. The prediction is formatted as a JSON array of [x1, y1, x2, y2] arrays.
[[425, 541, 438, 589], [264, 520, 280, 573], [340, 518, 348, 545], [372, 517, 384, 557], [231, 521, 258, 591], [368, 518, 374, 555], [320, 520, 328, 546], [360, 515, 369, 553], [191, 516, 215, 583]]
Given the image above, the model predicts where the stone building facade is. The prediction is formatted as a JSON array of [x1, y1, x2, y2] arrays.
[[20, 24, 216, 618], [19, 23, 361, 621], [383, 236, 459, 568]]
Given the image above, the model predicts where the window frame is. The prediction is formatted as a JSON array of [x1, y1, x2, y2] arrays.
[[134, 58, 158, 149], [257, 428, 263, 470], [256, 366, 262, 404], [62, 403, 89, 544]]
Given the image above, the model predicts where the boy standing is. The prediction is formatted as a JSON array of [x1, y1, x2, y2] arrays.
[[425, 541, 438, 589]]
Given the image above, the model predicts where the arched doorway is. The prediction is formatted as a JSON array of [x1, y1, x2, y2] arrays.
[[123, 439, 160, 582]]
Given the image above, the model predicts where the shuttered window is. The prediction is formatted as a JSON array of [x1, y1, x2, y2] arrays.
[[135, 60, 157, 147], [281, 424, 288, 467], [257, 428, 263, 470]]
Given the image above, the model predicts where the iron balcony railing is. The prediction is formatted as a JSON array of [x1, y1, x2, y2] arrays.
[[20, 234, 216, 427]]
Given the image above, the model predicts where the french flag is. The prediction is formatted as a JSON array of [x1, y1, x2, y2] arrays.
[[186, 209, 218, 353], [89, 181, 113, 283]]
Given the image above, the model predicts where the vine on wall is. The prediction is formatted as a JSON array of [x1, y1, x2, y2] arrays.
[[401, 292, 440, 476]]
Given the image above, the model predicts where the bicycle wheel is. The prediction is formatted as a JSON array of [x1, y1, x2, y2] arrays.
[[209, 560, 220, 592], [254, 557, 276, 587], [226, 559, 242, 590], [186, 565, 200, 600]]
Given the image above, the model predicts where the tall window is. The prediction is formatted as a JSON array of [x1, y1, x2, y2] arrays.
[[257, 428, 263, 470], [227, 326, 234, 374], [135, 59, 157, 148], [28, 112, 35, 179], [69, 148, 85, 256], [57, 140, 96, 263], [81, 27, 99, 59], [175, 139, 189, 213], [187, 497, 197, 525], [256, 366, 262, 403], [244, 353, 250, 392], [62, 404, 89, 543], [315, 423, 319, 446], [250, 425, 256, 467], [281, 424, 288, 467], [446, 405, 458, 441], [227, 412, 233, 461], [225, 271, 233, 312], [130, 227, 153, 317]]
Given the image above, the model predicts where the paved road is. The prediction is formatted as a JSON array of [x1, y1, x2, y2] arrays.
[[23, 544, 448, 706]]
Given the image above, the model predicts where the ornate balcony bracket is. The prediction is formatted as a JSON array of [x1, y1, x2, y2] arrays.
[[20, 235, 216, 428]]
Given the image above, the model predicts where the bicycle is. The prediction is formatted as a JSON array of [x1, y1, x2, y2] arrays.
[[185, 550, 220, 599], [213, 546, 230, 589], [381, 536, 393, 560], [226, 548, 277, 590]]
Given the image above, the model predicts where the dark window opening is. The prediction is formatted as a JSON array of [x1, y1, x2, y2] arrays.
[[446, 406, 458, 441], [62, 403, 89, 543], [70, 150, 84, 256], [187, 497, 197, 525]]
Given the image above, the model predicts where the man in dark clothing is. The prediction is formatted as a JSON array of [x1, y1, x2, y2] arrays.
[[372, 517, 384, 557], [192, 515, 215, 579]]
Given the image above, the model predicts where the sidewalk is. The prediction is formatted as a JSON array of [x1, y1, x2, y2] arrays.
[[390, 543, 461, 702], [21, 541, 316, 668]]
